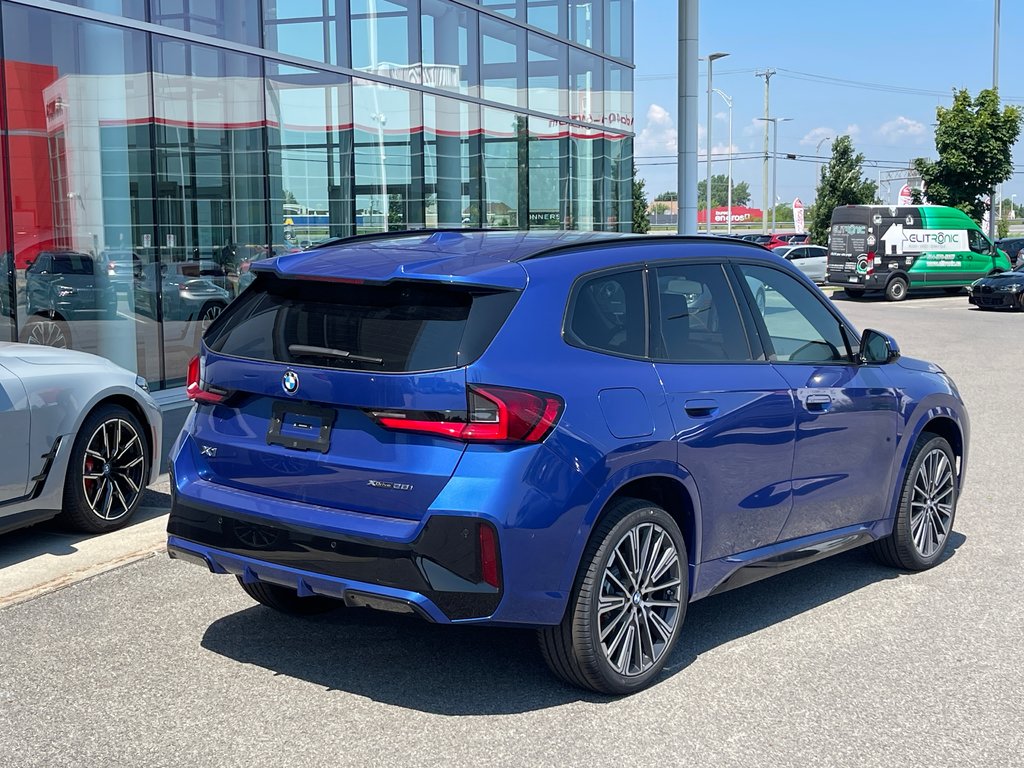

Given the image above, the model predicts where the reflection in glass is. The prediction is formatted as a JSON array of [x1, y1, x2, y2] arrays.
[[0, 90, 11, 342], [482, 108, 523, 229], [424, 96, 480, 228], [152, 37, 267, 385], [527, 0, 563, 35], [479, 0, 520, 21], [51, 0, 146, 19], [151, 0, 262, 46], [528, 32, 567, 118], [264, 0, 349, 66], [605, 61, 633, 131], [605, 0, 633, 59], [570, 47, 602, 124], [266, 63, 354, 261], [421, 0, 478, 97], [1, 5, 160, 380], [481, 16, 526, 108], [351, 0, 413, 72], [528, 117, 567, 229], [353, 81, 421, 233], [569, 1, 599, 49]]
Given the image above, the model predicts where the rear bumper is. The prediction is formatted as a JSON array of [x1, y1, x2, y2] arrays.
[[167, 491, 502, 623]]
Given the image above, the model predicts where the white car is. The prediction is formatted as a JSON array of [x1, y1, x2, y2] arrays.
[[773, 245, 828, 284], [0, 343, 162, 535]]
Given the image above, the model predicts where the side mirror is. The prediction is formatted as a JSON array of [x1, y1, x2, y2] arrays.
[[860, 328, 900, 364]]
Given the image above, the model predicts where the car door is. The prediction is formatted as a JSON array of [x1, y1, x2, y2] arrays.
[[967, 229, 995, 280], [0, 362, 29, 502], [733, 263, 899, 542], [650, 262, 797, 562]]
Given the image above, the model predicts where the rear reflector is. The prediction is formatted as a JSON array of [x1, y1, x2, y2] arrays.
[[478, 523, 500, 588], [186, 355, 227, 404], [370, 384, 563, 444]]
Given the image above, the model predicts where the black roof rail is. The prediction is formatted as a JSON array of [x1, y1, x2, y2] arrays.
[[515, 233, 770, 261]]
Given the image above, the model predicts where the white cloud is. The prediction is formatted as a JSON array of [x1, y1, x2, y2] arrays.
[[709, 142, 740, 157], [877, 116, 927, 143], [714, 111, 727, 122], [800, 124, 862, 147], [635, 103, 678, 156]]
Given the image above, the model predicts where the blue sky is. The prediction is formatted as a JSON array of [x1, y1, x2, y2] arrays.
[[633, 0, 1024, 210]]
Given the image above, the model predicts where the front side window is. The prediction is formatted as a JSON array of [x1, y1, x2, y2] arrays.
[[653, 263, 751, 362], [567, 269, 645, 357], [968, 229, 991, 255], [738, 264, 850, 363]]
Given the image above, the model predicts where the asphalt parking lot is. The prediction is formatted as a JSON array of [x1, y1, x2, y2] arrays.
[[1, 290, 1022, 768]]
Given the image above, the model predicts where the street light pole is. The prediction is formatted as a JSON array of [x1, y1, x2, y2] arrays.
[[704, 52, 728, 234], [815, 135, 831, 189], [991, 0, 1001, 240], [757, 116, 791, 233], [713, 88, 733, 235]]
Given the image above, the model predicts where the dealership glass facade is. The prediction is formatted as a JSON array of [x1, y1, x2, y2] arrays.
[[0, 0, 633, 391]]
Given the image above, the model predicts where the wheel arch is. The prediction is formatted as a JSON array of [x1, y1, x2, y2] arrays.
[[561, 464, 703, 602]]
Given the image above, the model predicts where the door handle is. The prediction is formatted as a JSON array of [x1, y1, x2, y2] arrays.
[[684, 399, 719, 418], [805, 393, 832, 412]]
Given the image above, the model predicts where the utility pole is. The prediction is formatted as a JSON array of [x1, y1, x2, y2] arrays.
[[755, 69, 776, 234], [990, 0, 1001, 240]]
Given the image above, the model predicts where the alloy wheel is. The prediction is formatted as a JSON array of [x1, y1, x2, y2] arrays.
[[81, 418, 146, 521], [201, 304, 222, 330], [909, 448, 954, 559], [27, 319, 68, 348], [598, 521, 683, 677]]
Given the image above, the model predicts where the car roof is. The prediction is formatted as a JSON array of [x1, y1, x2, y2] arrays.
[[250, 230, 774, 288]]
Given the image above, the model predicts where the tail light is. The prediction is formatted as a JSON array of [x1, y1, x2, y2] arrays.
[[370, 384, 563, 444], [478, 522, 500, 588], [186, 355, 227, 404], [107, 262, 117, 275]]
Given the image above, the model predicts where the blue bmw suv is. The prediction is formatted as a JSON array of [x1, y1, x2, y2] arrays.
[[168, 231, 969, 694]]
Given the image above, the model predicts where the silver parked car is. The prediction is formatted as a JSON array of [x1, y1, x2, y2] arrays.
[[773, 244, 828, 284], [0, 343, 162, 535]]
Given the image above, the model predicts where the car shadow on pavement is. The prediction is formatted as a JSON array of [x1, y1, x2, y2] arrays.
[[0, 486, 171, 568], [199, 532, 965, 715]]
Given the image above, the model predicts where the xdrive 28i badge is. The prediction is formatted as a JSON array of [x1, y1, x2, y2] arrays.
[[282, 370, 299, 394]]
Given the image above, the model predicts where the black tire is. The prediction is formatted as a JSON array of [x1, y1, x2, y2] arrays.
[[199, 301, 225, 331], [885, 276, 909, 302], [755, 286, 766, 314], [59, 404, 150, 533], [844, 287, 866, 299], [1017, 292, 1024, 312], [538, 497, 687, 695], [236, 577, 340, 615], [943, 287, 964, 296], [870, 433, 957, 571]]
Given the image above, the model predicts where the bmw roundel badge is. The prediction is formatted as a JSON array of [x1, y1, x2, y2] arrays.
[[282, 370, 299, 395]]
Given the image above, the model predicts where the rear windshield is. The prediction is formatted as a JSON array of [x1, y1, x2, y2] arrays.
[[205, 273, 519, 372]]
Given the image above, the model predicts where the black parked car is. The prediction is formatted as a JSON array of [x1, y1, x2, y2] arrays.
[[995, 238, 1024, 269], [967, 268, 1024, 310]]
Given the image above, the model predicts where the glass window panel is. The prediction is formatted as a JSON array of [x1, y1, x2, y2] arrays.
[[605, 61, 633, 132], [569, 0, 599, 49], [421, 0, 478, 97], [527, 0, 563, 35], [481, 16, 525, 108], [151, 0, 262, 46], [568, 269, 645, 356], [2, 5, 161, 382], [264, 0, 348, 67], [479, 0, 520, 21], [50, 0, 147, 19], [570, 47, 602, 123], [528, 32, 567, 118], [605, 0, 632, 59], [152, 37, 266, 386], [424, 96, 480, 228], [482, 108, 522, 229], [606, 132, 631, 232], [266, 63, 354, 258], [528, 116, 567, 229], [351, 0, 414, 72], [570, 124, 599, 230], [353, 80, 422, 233], [654, 264, 752, 362]]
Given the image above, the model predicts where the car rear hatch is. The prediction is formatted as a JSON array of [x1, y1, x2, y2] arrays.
[[187, 270, 522, 520]]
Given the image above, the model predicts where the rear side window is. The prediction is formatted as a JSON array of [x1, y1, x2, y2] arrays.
[[566, 269, 646, 357], [206, 274, 519, 372], [653, 263, 752, 362]]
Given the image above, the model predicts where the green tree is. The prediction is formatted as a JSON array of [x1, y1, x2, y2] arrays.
[[651, 202, 668, 216], [913, 88, 1021, 223], [808, 136, 879, 245], [655, 191, 678, 202], [696, 175, 751, 209], [770, 203, 794, 227], [282, 189, 299, 207], [632, 165, 650, 234]]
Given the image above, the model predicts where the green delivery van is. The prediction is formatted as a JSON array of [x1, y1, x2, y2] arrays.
[[825, 204, 1012, 300]]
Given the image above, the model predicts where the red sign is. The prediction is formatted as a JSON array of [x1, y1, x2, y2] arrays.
[[697, 206, 764, 224]]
